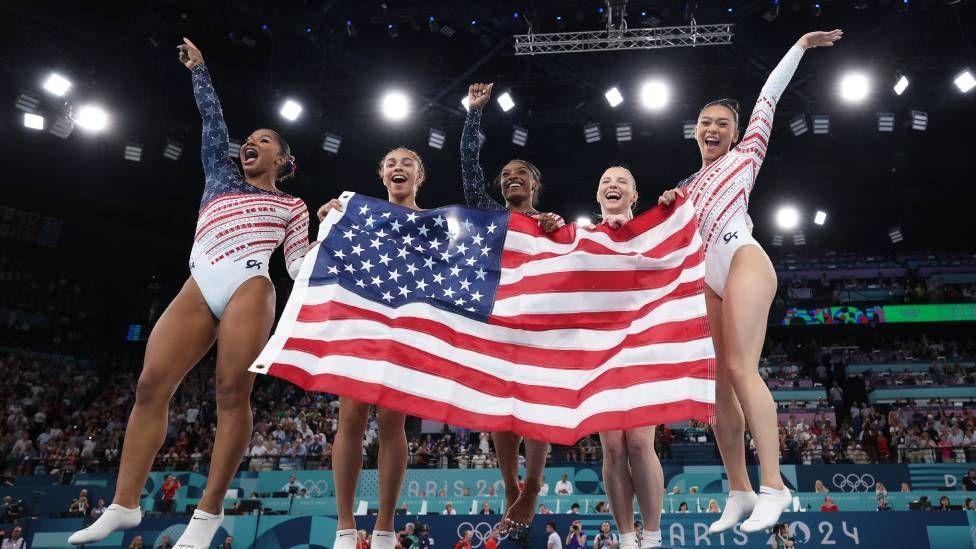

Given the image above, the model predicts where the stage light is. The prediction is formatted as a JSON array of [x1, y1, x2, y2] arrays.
[[440, 25, 455, 37], [279, 99, 302, 121], [911, 110, 928, 131], [772, 234, 784, 247], [75, 104, 108, 132], [23, 112, 44, 130], [640, 80, 670, 111], [877, 112, 895, 132], [322, 132, 342, 154], [584, 122, 601, 143], [790, 114, 809, 136], [576, 216, 592, 227], [496, 91, 515, 112], [839, 72, 870, 103], [15, 92, 40, 113], [512, 126, 528, 147], [763, 0, 781, 21], [163, 139, 183, 161], [888, 226, 904, 243], [48, 116, 74, 139], [794, 231, 806, 246], [605, 87, 624, 107], [428, 128, 446, 150], [615, 123, 632, 142], [683, 120, 697, 139], [386, 23, 399, 39], [43, 73, 72, 97], [812, 114, 830, 135], [775, 206, 800, 230], [461, 95, 471, 112], [893, 75, 909, 96], [381, 91, 410, 121], [345, 20, 357, 37], [428, 16, 438, 32], [124, 142, 142, 162], [811, 2, 822, 17], [814, 210, 827, 225], [954, 70, 975, 93], [228, 139, 242, 157]]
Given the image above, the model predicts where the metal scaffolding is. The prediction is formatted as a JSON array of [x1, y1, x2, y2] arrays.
[[513, 23, 735, 56]]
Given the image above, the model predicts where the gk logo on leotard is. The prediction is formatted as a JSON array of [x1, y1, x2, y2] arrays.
[[245, 259, 262, 269], [722, 231, 738, 244]]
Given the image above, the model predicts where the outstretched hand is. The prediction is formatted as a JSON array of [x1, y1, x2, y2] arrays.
[[316, 198, 343, 222], [657, 188, 685, 206], [797, 29, 843, 49], [467, 83, 494, 110], [177, 37, 204, 70]]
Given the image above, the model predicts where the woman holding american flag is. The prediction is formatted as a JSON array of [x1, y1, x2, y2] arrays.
[[658, 29, 844, 534], [315, 146, 427, 549]]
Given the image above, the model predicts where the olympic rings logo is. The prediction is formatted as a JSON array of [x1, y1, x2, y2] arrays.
[[831, 473, 875, 492], [456, 521, 508, 548], [301, 479, 331, 497]]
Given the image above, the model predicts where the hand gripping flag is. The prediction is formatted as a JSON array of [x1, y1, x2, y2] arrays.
[[251, 192, 714, 444]]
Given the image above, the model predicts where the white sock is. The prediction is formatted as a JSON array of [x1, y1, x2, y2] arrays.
[[174, 508, 224, 549], [68, 503, 142, 544], [371, 530, 397, 549], [618, 532, 637, 549], [707, 490, 758, 534], [641, 529, 662, 548], [741, 486, 791, 533], [334, 529, 358, 549]]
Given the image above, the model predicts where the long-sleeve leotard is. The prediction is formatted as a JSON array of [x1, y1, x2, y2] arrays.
[[679, 45, 805, 252], [460, 108, 506, 211], [188, 63, 309, 279]]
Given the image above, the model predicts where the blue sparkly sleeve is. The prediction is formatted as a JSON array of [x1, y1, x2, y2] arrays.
[[460, 108, 504, 211], [191, 64, 239, 191]]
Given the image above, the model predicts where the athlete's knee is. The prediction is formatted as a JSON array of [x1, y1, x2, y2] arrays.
[[625, 435, 654, 459], [134, 368, 176, 407], [601, 436, 628, 465], [377, 410, 406, 440], [215, 376, 252, 410]]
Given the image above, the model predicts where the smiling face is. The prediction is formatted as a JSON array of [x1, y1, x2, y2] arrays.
[[498, 160, 539, 207], [596, 167, 638, 217], [379, 148, 424, 203], [241, 128, 289, 180], [696, 104, 739, 165]]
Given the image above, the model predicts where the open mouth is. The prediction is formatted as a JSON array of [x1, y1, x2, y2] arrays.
[[704, 136, 720, 150], [604, 190, 622, 201], [243, 147, 259, 164], [391, 174, 408, 184], [504, 180, 523, 191]]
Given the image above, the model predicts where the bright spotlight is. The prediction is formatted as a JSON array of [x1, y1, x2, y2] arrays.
[[954, 70, 976, 93], [604, 87, 624, 107], [814, 210, 827, 225], [775, 206, 800, 230], [576, 216, 593, 227], [381, 91, 410, 121], [23, 112, 45, 130], [461, 95, 471, 111], [43, 73, 72, 97], [839, 72, 870, 103], [279, 99, 302, 121], [640, 80, 669, 111], [893, 75, 909, 96], [75, 104, 108, 132], [496, 91, 515, 112]]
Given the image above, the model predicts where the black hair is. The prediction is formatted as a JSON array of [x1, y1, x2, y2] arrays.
[[494, 159, 543, 208], [266, 129, 296, 182], [377, 147, 426, 187], [699, 98, 742, 132]]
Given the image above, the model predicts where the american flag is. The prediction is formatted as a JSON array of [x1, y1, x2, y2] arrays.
[[251, 192, 715, 444]]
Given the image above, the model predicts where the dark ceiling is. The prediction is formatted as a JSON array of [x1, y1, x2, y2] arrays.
[[3, 0, 976, 287]]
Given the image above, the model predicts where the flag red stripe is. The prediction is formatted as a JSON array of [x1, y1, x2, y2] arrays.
[[295, 299, 707, 369], [496, 248, 703, 299], [279, 336, 714, 406], [265, 363, 712, 445]]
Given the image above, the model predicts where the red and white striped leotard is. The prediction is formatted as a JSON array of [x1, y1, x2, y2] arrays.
[[188, 63, 309, 317], [678, 45, 805, 296]]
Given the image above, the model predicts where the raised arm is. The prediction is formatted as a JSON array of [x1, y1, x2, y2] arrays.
[[460, 82, 504, 210], [738, 30, 842, 166], [179, 38, 238, 185]]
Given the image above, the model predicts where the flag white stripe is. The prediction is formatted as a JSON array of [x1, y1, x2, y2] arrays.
[[503, 200, 695, 256], [290, 284, 707, 351], [271, 351, 715, 427], [285, 316, 715, 387], [492, 262, 705, 316]]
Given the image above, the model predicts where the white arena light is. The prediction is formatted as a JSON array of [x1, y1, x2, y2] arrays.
[[576, 216, 592, 227], [775, 206, 800, 230], [381, 91, 410, 121], [75, 104, 109, 132], [893, 75, 909, 96], [814, 210, 827, 225], [839, 72, 871, 103], [496, 91, 515, 112], [954, 70, 975, 93], [640, 80, 670, 111], [43, 73, 72, 96], [604, 87, 624, 108], [279, 99, 302, 121], [23, 113, 45, 130]]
